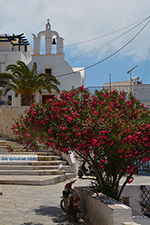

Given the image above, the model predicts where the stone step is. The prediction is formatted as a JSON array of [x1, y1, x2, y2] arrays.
[[0, 173, 76, 185], [0, 139, 16, 143], [37, 155, 61, 160], [0, 146, 25, 152], [1, 151, 56, 155], [0, 149, 8, 153], [0, 142, 22, 145], [0, 160, 67, 165], [0, 147, 53, 151], [0, 150, 57, 156], [0, 165, 59, 170], [0, 169, 64, 175], [0, 142, 17, 146], [0, 147, 23, 151], [0, 145, 23, 148], [0, 138, 73, 185], [0, 142, 48, 150], [0, 154, 61, 160]]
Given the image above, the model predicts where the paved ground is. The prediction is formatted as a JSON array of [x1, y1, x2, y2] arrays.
[[0, 176, 149, 225], [0, 178, 91, 225]]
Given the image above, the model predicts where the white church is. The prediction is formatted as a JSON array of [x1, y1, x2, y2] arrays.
[[0, 20, 85, 106]]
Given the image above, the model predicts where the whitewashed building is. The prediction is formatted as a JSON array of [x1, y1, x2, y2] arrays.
[[0, 33, 33, 106], [0, 33, 32, 73], [0, 20, 85, 105], [29, 20, 85, 103], [104, 81, 150, 108]]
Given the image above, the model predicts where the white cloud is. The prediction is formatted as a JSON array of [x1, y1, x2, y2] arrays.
[[0, 0, 150, 62]]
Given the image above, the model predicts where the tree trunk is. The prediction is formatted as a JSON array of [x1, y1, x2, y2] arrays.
[[21, 94, 34, 106]]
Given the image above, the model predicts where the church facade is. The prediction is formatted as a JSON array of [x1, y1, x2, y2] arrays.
[[0, 20, 85, 106]]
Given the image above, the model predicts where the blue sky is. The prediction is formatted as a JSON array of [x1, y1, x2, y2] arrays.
[[0, 0, 150, 87]]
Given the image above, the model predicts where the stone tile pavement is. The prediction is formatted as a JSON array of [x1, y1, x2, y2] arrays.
[[0, 178, 91, 225], [0, 175, 149, 225]]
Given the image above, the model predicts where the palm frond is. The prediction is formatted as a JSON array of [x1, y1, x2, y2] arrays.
[[0, 73, 12, 79], [0, 61, 60, 104], [3, 83, 19, 96], [39, 73, 60, 85], [16, 61, 30, 75], [6, 64, 18, 72], [31, 62, 37, 77]]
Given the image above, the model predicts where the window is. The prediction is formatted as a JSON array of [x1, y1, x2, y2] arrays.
[[45, 68, 52, 75], [7, 95, 12, 105]]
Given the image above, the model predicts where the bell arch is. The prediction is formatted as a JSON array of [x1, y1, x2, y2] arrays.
[[32, 20, 64, 55], [40, 35, 45, 54]]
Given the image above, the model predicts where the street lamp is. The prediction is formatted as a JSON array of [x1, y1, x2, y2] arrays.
[[127, 65, 138, 93]]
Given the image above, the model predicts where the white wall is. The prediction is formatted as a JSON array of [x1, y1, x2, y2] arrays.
[[29, 55, 85, 91], [76, 187, 138, 225], [0, 51, 32, 73]]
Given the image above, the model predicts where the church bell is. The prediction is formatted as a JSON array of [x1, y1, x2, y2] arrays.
[[52, 38, 56, 45]]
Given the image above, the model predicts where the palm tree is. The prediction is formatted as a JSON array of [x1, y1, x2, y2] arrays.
[[0, 61, 60, 106]]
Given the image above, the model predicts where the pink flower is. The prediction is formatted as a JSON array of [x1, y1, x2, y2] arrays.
[[100, 135, 107, 139], [114, 113, 118, 118], [143, 138, 148, 141], [127, 177, 134, 183], [64, 136, 69, 140], [48, 129, 52, 133], [48, 142, 54, 147], [92, 138, 101, 147], [99, 164, 104, 168], [93, 110, 98, 115], [100, 130, 108, 134], [62, 148, 69, 153], [31, 111, 36, 116], [108, 142, 114, 146], [25, 133, 31, 138], [127, 135, 132, 139], [118, 149, 123, 153], [60, 127, 67, 130], [67, 116, 73, 122], [142, 158, 149, 163], [101, 159, 106, 163], [124, 154, 131, 158]]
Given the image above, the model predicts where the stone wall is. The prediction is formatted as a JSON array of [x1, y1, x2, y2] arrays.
[[76, 187, 141, 225], [0, 106, 27, 138]]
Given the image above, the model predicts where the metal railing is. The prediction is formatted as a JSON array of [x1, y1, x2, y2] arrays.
[[138, 161, 150, 175]]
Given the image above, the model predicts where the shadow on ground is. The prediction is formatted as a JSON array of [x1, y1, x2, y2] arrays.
[[33, 205, 87, 225], [20, 223, 43, 225]]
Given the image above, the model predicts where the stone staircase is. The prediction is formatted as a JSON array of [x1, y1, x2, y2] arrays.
[[0, 138, 76, 185]]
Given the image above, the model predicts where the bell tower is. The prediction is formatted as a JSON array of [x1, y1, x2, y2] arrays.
[[30, 20, 85, 94], [32, 19, 64, 55]]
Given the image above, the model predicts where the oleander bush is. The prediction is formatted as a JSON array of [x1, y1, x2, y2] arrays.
[[12, 86, 150, 200]]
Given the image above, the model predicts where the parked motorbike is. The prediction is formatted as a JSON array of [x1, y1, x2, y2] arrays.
[[60, 179, 80, 221], [78, 161, 94, 178]]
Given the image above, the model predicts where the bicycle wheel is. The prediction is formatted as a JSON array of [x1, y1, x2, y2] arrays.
[[60, 198, 70, 214]]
